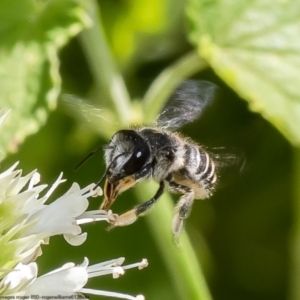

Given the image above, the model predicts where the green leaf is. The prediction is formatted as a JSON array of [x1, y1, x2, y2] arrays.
[[0, 0, 90, 160], [100, 0, 187, 70], [187, 0, 300, 145]]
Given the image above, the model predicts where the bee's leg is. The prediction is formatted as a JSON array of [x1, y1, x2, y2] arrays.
[[107, 181, 165, 230], [168, 181, 194, 241]]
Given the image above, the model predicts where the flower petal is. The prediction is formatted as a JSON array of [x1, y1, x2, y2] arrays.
[[64, 232, 87, 246], [1, 262, 37, 290], [26, 183, 89, 237], [24, 260, 88, 295]]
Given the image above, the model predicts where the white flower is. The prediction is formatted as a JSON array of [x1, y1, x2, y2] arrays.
[[0, 257, 148, 300], [0, 110, 149, 300], [0, 162, 112, 265]]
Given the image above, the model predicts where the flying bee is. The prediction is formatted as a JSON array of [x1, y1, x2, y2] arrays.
[[77, 80, 239, 240], [97, 80, 240, 239]]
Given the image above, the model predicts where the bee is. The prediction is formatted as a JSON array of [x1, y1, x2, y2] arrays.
[[88, 80, 239, 240]]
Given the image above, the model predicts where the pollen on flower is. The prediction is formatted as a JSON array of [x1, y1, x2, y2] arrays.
[[112, 266, 125, 279], [138, 259, 149, 270], [91, 185, 103, 197], [107, 209, 119, 222], [122, 259, 149, 272]]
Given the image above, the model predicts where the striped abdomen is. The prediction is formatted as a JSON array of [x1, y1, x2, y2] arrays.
[[181, 144, 218, 199]]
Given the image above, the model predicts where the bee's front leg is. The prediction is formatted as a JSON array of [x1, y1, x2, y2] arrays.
[[106, 181, 165, 230]]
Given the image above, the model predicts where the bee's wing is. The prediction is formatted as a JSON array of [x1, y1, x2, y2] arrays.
[[156, 80, 218, 130], [209, 148, 246, 187], [61, 94, 119, 139], [62, 94, 109, 124]]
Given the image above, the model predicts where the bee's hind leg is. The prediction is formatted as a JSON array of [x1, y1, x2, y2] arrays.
[[169, 181, 195, 242], [107, 181, 165, 230]]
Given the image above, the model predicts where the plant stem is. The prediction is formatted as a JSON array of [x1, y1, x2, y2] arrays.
[[135, 182, 212, 300], [142, 51, 208, 123], [290, 147, 300, 300], [79, 0, 132, 126], [137, 52, 211, 300]]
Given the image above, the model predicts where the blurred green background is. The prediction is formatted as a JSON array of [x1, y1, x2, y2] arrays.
[[1, 0, 300, 299]]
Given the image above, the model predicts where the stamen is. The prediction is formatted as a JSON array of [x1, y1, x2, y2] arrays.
[[76, 210, 110, 225], [122, 259, 149, 271], [44, 173, 65, 199]]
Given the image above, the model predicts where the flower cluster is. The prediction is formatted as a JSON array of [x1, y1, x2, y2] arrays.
[[0, 110, 148, 299]]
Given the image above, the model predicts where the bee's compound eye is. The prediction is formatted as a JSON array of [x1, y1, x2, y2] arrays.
[[122, 146, 150, 175]]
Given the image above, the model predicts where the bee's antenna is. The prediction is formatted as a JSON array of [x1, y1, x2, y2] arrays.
[[75, 145, 104, 170], [94, 169, 108, 189]]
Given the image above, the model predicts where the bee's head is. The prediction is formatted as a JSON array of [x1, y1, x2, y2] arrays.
[[100, 130, 151, 210], [105, 130, 151, 181]]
